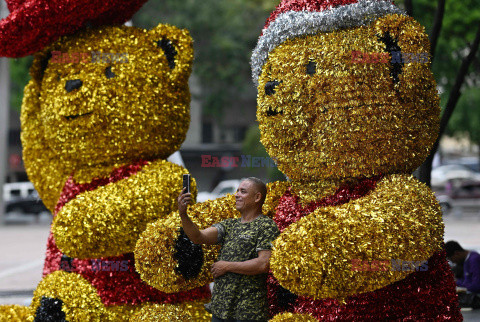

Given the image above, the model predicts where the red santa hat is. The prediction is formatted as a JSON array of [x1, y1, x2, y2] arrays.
[[0, 0, 148, 57], [251, 0, 405, 85]]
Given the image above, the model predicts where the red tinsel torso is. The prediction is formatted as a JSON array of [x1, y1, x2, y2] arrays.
[[268, 176, 462, 321], [43, 160, 210, 306]]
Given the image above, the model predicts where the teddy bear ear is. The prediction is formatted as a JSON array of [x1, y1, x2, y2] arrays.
[[147, 23, 194, 83], [373, 15, 433, 89], [29, 46, 56, 84]]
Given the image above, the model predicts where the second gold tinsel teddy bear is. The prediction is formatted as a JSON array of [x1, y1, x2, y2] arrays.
[[135, 0, 462, 320], [1, 23, 214, 321]]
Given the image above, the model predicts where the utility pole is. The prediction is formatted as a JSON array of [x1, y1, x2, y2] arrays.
[[0, 1, 10, 225]]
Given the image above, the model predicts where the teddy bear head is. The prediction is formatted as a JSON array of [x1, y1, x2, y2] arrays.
[[252, 3, 440, 183], [23, 23, 193, 173]]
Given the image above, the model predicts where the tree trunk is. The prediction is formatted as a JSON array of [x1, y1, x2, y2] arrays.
[[418, 23, 480, 186], [429, 0, 446, 62], [404, 0, 413, 17]]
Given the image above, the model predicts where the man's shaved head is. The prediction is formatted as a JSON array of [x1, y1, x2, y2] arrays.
[[242, 177, 267, 204]]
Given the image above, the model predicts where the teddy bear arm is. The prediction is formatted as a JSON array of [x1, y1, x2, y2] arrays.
[[72, 160, 191, 220], [270, 174, 443, 299], [345, 173, 445, 259], [135, 193, 238, 292], [187, 193, 238, 227], [135, 159, 198, 214], [52, 160, 193, 258]]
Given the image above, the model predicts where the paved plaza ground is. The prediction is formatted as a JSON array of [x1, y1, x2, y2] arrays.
[[0, 211, 479, 320]]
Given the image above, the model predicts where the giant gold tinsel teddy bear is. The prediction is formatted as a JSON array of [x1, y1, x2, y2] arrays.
[[135, 0, 463, 320], [0, 23, 214, 321]]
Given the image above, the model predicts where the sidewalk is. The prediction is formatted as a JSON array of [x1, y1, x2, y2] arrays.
[[0, 213, 50, 306], [444, 212, 480, 250], [0, 212, 479, 320]]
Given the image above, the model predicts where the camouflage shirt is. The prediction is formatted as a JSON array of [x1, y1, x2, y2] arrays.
[[205, 215, 280, 321]]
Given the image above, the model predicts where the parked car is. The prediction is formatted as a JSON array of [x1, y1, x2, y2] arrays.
[[434, 180, 480, 215], [197, 180, 241, 203], [3, 182, 48, 215], [431, 164, 480, 188], [444, 157, 480, 172]]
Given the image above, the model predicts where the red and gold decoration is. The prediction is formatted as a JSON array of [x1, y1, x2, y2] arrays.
[[0, 305, 30, 322], [0, 16, 214, 319], [135, 194, 239, 293], [131, 0, 462, 319], [0, 0, 464, 320], [134, 180, 289, 295], [270, 312, 318, 322], [249, 0, 462, 320], [0, 0, 149, 57]]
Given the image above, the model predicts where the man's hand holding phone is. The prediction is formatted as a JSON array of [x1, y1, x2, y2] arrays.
[[178, 174, 192, 216], [178, 187, 193, 215]]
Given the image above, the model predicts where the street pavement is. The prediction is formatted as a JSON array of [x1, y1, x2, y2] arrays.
[[0, 212, 50, 307], [0, 211, 479, 320]]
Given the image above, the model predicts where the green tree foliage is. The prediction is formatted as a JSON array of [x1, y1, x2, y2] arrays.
[[9, 56, 33, 112], [432, 0, 480, 156], [242, 125, 285, 181], [133, 0, 275, 117], [401, 0, 480, 130], [398, 0, 480, 94], [395, 0, 480, 185], [446, 87, 480, 158]]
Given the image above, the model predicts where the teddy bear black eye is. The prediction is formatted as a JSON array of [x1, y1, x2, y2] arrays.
[[105, 66, 116, 79], [306, 61, 316, 75], [157, 38, 177, 69]]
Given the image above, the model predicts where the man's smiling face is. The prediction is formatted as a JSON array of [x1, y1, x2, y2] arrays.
[[235, 180, 260, 213]]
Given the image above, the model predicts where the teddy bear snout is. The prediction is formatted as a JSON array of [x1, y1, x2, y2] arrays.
[[65, 79, 83, 93]]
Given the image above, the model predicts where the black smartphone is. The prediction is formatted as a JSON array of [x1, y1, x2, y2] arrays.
[[182, 174, 191, 193]]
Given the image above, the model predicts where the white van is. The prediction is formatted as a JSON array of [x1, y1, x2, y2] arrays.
[[3, 182, 47, 214], [3, 182, 36, 201]]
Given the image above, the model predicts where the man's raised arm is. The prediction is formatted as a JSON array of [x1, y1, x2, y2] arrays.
[[178, 188, 218, 245]]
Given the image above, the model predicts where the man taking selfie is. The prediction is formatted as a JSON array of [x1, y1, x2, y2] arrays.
[[178, 177, 279, 322]]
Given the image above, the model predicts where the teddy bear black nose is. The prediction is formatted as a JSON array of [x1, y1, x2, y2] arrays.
[[65, 79, 83, 93], [265, 80, 281, 96]]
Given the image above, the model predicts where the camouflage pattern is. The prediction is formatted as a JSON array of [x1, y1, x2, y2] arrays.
[[205, 215, 280, 321]]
